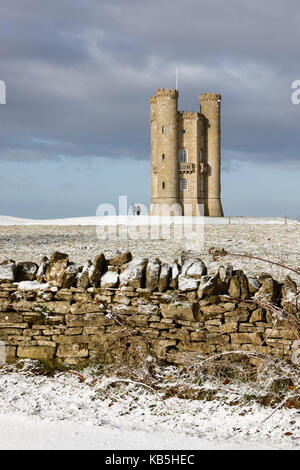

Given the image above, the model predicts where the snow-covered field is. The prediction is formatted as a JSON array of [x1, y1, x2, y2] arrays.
[[0, 214, 298, 226], [0, 215, 299, 449], [0, 362, 299, 450], [0, 215, 299, 282]]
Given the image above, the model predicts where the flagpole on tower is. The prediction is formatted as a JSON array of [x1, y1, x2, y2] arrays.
[[175, 68, 178, 91]]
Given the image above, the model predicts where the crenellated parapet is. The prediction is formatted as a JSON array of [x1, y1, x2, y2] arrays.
[[151, 88, 178, 101], [200, 92, 221, 102], [178, 111, 200, 120]]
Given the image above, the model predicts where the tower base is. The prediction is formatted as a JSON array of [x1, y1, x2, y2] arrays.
[[206, 198, 224, 217]]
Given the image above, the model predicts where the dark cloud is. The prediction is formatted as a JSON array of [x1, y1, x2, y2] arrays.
[[0, 0, 300, 167]]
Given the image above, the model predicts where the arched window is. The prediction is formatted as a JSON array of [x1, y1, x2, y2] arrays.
[[162, 126, 166, 134], [162, 154, 165, 162], [200, 177, 204, 192], [162, 181, 165, 189], [179, 148, 188, 163], [180, 178, 188, 190]]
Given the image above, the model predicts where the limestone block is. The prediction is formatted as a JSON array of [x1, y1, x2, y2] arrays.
[[0, 313, 25, 323], [126, 315, 149, 326], [112, 294, 131, 305], [161, 329, 190, 341], [42, 328, 64, 335], [34, 301, 70, 315], [238, 324, 261, 333], [229, 271, 249, 300], [177, 341, 215, 354], [109, 251, 132, 267], [178, 275, 199, 293], [249, 308, 265, 323], [17, 345, 56, 359], [83, 326, 105, 335], [220, 322, 238, 333], [70, 302, 99, 315], [101, 270, 119, 288], [111, 305, 137, 315], [94, 293, 112, 304], [169, 263, 179, 289], [62, 264, 80, 288], [241, 344, 272, 354], [190, 331, 206, 341], [206, 333, 230, 344], [0, 262, 16, 282], [55, 289, 73, 301], [45, 252, 69, 287], [4, 345, 16, 361], [224, 309, 250, 322], [230, 332, 263, 345], [119, 257, 148, 288], [158, 263, 170, 292], [264, 328, 294, 340], [52, 334, 90, 344], [90, 253, 107, 285], [255, 275, 280, 304], [248, 277, 261, 295], [77, 261, 92, 289], [57, 343, 88, 358], [146, 258, 160, 291], [16, 262, 38, 282], [200, 304, 224, 316], [36, 340, 57, 347], [65, 313, 112, 327], [186, 259, 207, 279], [0, 300, 10, 312], [281, 276, 299, 314], [152, 339, 177, 358], [36, 257, 50, 282], [197, 265, 232, 299], [160, 302, 198, 321], [65, 327, 83, 335]]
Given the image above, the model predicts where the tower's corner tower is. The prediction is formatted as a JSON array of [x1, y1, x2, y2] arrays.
[[149, 88, 181, 216], [199, 93, 224, 217]]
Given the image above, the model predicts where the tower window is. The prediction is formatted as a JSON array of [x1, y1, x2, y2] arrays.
[[162, 154, 165, 162], [162, 182, 165, 189], [180, 178, 188, 190], [199, 149, 203, 163], [200, 177, 204, 192], [162, 126, 166, 134], [179, 148, 188, 163]]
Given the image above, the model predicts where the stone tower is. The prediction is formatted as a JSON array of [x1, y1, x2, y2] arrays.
[[149, 88, 224, 217]]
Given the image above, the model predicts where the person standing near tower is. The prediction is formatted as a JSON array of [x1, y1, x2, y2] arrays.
[[130, 203, 136, 215]]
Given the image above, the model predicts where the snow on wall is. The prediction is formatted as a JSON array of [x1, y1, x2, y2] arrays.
[[0, 252, 298, 365]]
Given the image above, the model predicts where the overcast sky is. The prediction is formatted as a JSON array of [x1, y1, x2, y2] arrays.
[[0, 0, 299, 218]]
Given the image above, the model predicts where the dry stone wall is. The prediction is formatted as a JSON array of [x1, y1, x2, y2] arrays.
[[0, 252, 298, 365]]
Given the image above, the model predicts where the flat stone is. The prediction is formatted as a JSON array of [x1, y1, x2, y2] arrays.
[[17, 345, 56, 359], [160, 302, 198, 321]]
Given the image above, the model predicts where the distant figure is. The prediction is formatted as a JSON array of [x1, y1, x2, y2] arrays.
[[130, 203, 136, 215], [136, 205, 141, 215]]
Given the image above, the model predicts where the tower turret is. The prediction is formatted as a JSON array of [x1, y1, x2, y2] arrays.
[[199, 93, 224, 217], [149, 88, 181, 215]]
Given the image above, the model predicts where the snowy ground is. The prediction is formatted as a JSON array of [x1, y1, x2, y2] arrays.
[[0, 362, 299, 450], [0, 215, 299, 449], [0, 215, 299, 282]]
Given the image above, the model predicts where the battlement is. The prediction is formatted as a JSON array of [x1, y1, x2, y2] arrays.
[[200, 92, 221, 102], [151, 88, 178, 100], [179, 111, 200, 120]]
